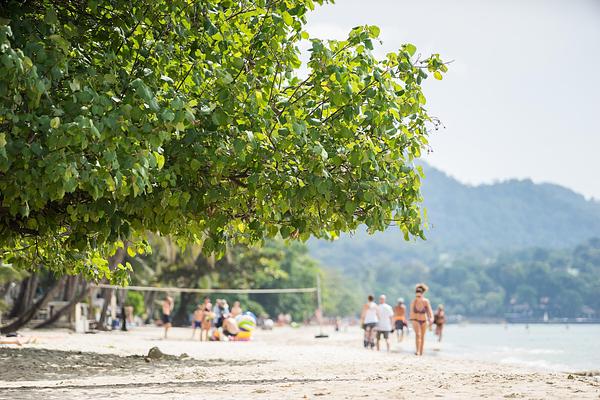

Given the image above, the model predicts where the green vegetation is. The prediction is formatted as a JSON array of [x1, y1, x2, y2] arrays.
[[0, 0, 445, 282], [327, 238, 600, 319]]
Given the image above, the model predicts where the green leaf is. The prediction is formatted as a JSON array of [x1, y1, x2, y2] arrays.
[[434, 71, 443, 80], [127, 246, 136, 257], [282, 12, 293, 26], [190, 159, 201, 171], [405, 43, 417, 57], [368, 26, 380, 38], [44, 7, 58, 25], [153, 152, 165, 169], [344, 201, 356, 214], [50, 117, 60, 129], [211, 109, 228, 125]]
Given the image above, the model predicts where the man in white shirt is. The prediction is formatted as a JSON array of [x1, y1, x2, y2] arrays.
[[376, 294, 394, 352]]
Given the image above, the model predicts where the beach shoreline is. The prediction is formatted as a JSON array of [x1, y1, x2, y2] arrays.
[[1, 326, 598, 399]]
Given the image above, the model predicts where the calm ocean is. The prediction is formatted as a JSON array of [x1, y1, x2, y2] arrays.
[[437, 323, 600, 371]]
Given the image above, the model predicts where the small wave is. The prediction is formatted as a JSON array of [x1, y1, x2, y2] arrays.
[[499, 356, 570, 371], [494, 346, 564, 355]]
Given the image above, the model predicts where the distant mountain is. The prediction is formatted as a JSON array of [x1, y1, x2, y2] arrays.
[[309, 163, 600, 267]]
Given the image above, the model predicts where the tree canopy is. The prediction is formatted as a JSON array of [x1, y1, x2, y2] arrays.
[[0, 0, 445, 282]]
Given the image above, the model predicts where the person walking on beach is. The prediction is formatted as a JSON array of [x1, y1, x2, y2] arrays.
[[376, 295, 394, 352], [393, 298, 408, 342], [434, 304, 446, 342], [360, 295, 379, 349], [162, 296, 174, 339], [409, 283, 433, 356]]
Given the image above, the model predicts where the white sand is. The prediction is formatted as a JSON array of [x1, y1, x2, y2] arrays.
[[0, 326, 598, 399]]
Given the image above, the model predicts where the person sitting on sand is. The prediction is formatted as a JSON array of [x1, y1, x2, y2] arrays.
[[231, 301, 242, 318], [221, 314, 240, 340], [213, 299, 229, 331], [191, 304, 203, 340], [434, 304, 446, 342], [162, 296, 174, 339], [409, 283, 434, 356], [393, 298, 408, 342], [360, 294, 379, 349]]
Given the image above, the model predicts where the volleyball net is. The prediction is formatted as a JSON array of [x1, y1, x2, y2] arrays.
[[91, 283, 317, 294]]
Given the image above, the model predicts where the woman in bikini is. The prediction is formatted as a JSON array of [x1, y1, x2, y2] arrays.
[[409, 283, 434, 356], [200, 296, 213, 341]]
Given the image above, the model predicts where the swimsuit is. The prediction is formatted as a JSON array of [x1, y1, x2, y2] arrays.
[[411, 301, 428, 325]]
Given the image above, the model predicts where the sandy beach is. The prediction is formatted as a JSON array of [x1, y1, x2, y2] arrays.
[[0, 326, 598, 399]]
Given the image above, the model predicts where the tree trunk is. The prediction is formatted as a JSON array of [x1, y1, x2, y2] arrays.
[[173, 292, 193, 327], [96, 288, 112, 330], [120, 303, 127, 331], [24, 274, 39, 311], [0, 276, 65, 334], [144, 290, 156, 324], [8, 275, 38, 318], [34, 280, 88, 329]]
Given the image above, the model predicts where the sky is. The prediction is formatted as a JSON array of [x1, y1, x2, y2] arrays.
[[304, 0, 600, 199]]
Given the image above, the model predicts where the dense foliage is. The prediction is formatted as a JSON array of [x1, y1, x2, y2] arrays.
[[0, 0, 445, 282], [335, 238, 600, 319]]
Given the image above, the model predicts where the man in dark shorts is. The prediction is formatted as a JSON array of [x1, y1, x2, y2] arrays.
[[393, 298, 408, 342], [376, 294, 394, 352], [360, 295, 379, 349]]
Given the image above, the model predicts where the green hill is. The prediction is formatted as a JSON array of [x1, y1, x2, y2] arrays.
[[309, 164, 600, 267]]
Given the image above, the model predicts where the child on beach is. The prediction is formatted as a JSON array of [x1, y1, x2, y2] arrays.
[[191, 304, 203, 340]]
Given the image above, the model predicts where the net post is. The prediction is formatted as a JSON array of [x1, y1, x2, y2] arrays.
[[315, 273, 328, 338]]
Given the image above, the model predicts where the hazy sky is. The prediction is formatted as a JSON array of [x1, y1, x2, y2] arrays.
[[305, 0, 600, 199]]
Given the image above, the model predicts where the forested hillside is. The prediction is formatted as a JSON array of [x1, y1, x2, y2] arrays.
[[325, 238, 600, 319], [309, 164, 600, 268]]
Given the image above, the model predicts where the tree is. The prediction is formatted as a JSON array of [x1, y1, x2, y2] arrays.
[[0, 0, 446, 282]]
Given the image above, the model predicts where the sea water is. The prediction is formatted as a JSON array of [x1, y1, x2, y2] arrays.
[[436, 324, 600, 371]]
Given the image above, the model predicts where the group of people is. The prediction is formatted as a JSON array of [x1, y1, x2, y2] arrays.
[[360, 283, 445, 355], [161, 296, 246, 341]]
